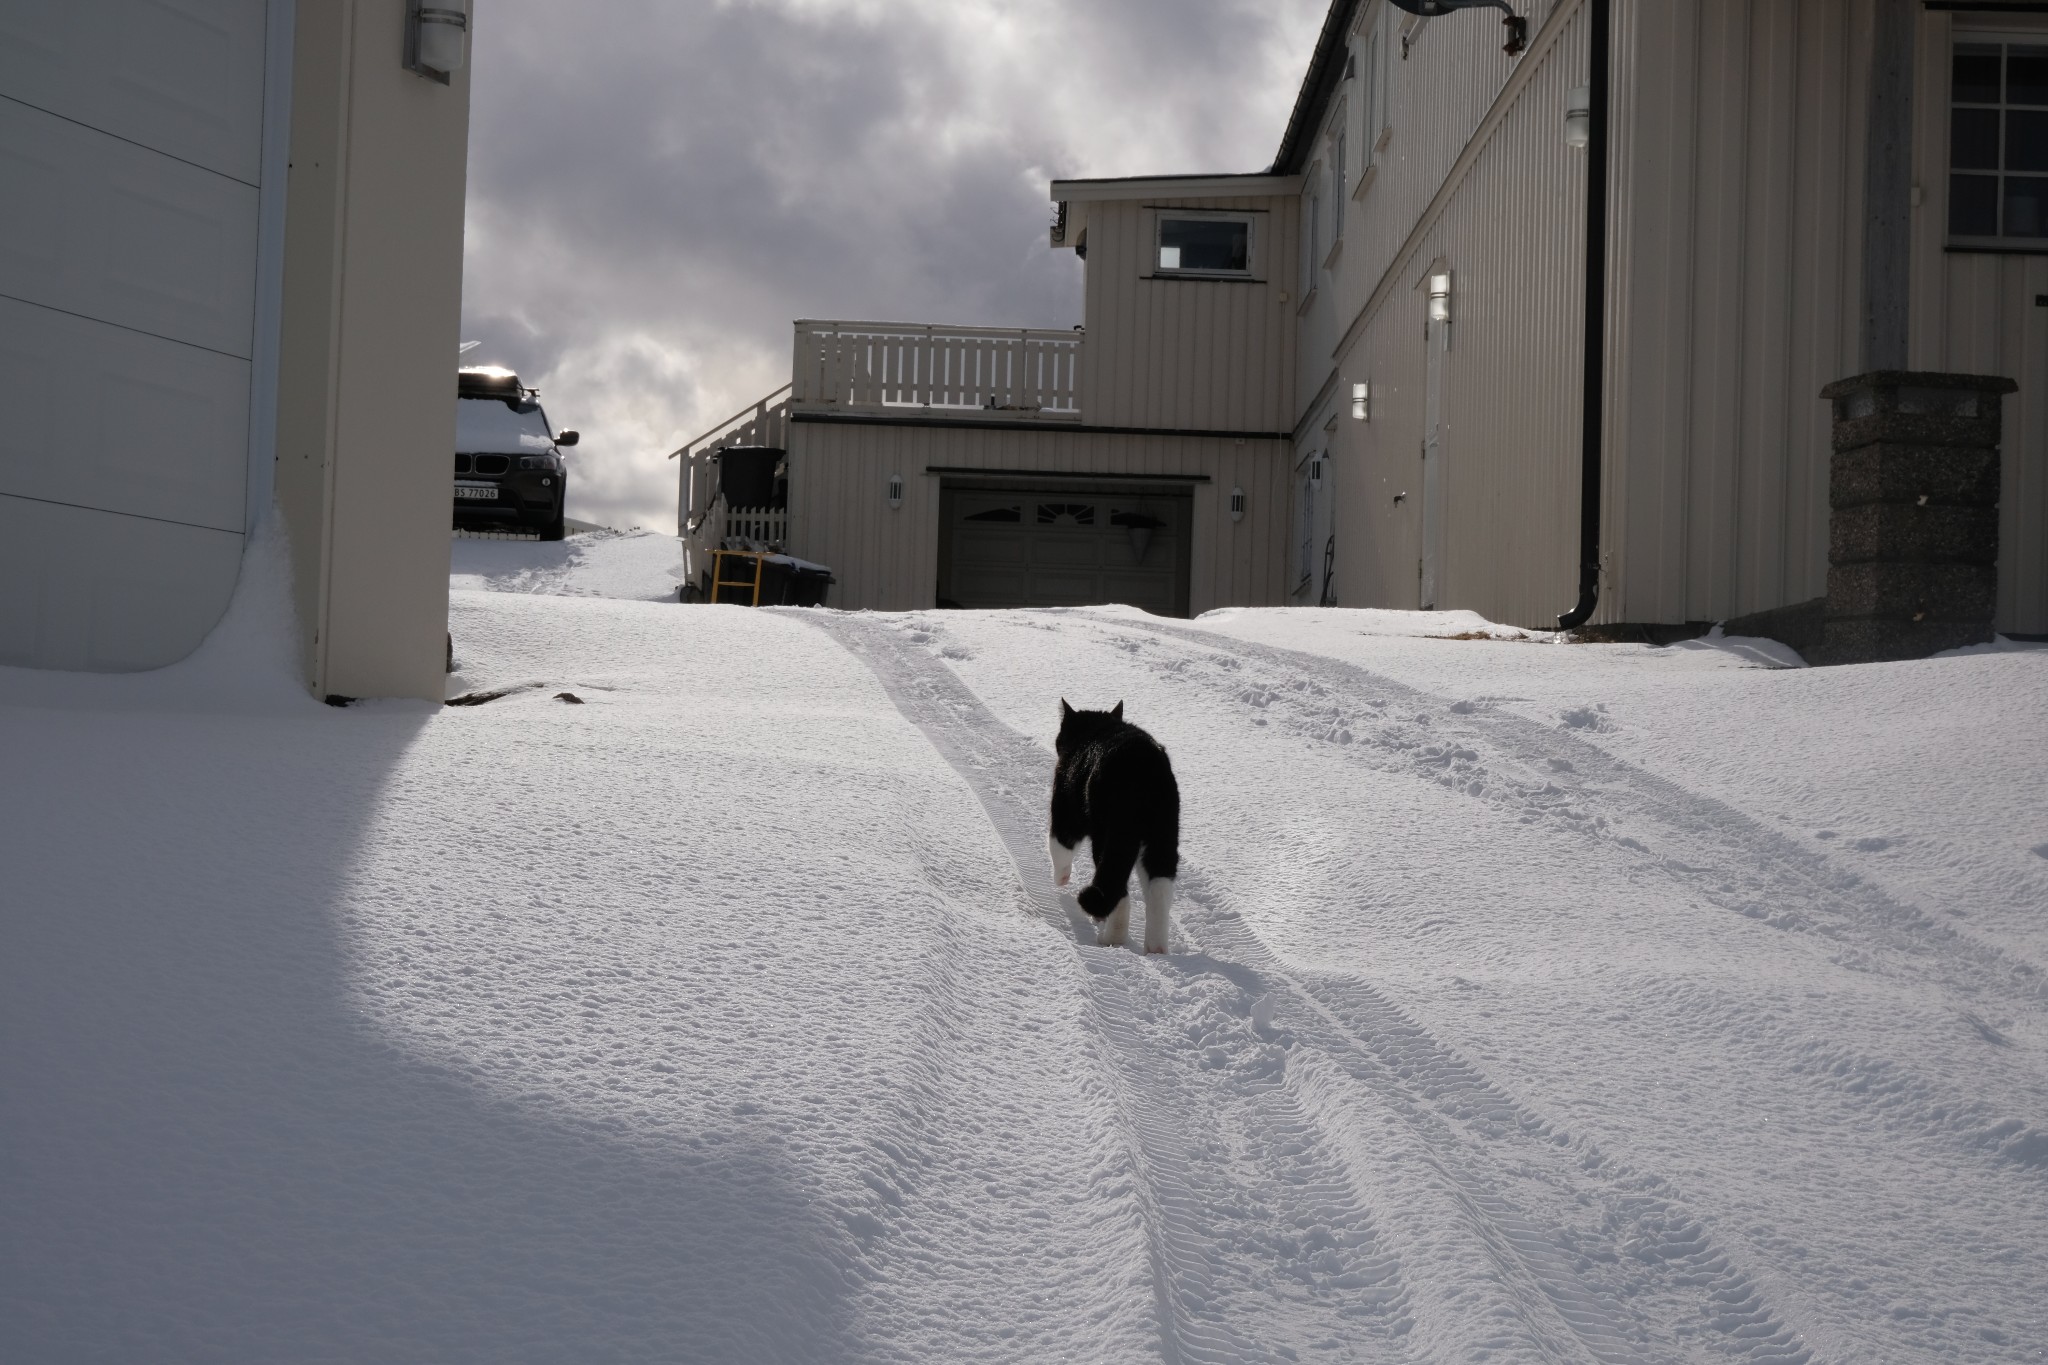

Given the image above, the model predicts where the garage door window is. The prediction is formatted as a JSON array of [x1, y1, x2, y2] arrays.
[[966, 504, 1021, 522], [1038, 502, 1096, 525]]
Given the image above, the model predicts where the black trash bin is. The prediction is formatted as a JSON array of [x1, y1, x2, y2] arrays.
[[716, 446, 785, 509], [704, 550, 834, 606], [756, 555, 835, 607]]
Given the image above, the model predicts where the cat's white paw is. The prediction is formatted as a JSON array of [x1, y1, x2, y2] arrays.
[[1099, 897, 1131, 948]]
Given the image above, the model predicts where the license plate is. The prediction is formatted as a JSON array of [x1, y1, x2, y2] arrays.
[[455, 485, 498, 500]]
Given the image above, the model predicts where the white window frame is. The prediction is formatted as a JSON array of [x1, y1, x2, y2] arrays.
[[1946, 26, 2048, 252], [1150, 209, 1259, 279], [1301, 171, 1322, 297], [1331, 118, 1348, 246]]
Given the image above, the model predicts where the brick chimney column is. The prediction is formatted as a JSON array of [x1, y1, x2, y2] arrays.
[[1816, 371, 2017, 665]]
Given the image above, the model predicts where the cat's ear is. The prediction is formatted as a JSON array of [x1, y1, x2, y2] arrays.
[[1060, 698, 1074, 721], [1112, 701, 1124, 720]]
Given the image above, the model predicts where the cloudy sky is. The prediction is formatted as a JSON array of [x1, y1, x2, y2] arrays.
[[460, 0, 1328, 532]]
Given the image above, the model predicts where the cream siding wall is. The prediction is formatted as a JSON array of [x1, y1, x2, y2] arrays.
[[1910, 10, 2048, 634], [1306, 0, 2018, 633], [1313, 0, 1595, 627], [1076, 195, 1299, 433], [784, 420, 1290, 614], [1299, 0, 1572, 423], [1611, 0, 1873, 626], [274, 0, 471, 700]]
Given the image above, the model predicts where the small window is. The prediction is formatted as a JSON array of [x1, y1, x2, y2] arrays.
[[1037, 502, 1096, 525], [964, 505, 1021, 522], [1333, 129, 1347, 241], [1156, 216, 1251, 274], [1950, 38, 2048, 247], [1302, 183, 1322, 294]]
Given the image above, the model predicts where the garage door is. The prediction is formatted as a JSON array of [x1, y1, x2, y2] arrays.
[[0, 1, 281, 671], [941, 486, 1191, 616]]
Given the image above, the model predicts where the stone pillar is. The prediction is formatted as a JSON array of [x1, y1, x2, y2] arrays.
[[1815, 371, 2017, 665]]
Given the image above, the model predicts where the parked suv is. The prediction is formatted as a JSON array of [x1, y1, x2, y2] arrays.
[[454, 366, 579, 540]]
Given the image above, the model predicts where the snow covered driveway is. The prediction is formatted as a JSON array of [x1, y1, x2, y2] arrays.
[[4, 531, 2045, 1364]]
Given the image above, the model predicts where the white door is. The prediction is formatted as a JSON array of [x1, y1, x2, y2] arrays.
[[0, 2, 282, 671], [1294, 448, 1334, 604], [1420, 307, 1448, 610]]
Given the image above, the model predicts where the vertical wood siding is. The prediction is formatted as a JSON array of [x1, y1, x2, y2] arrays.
[[1077, 195, 1298, 433], [1319, 0, 1591, 628], [1910, 11, 2048, 634], [784, 421, 1290, 614], [1613, 0, 1872, 625]]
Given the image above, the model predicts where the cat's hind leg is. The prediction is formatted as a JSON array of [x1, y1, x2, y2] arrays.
[[1139, 839, 1178, 955], [1078, 834, 1140, 949], [1142, 877, 1174, 955], [1048, 833, 1076, 887], [1100, 896, 1131, 948]]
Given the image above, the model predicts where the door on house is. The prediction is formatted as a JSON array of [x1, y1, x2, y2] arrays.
[[1293, 447, 1333, 604], [1420, 305, 1449, 610], [937, 484, 1192, 616]]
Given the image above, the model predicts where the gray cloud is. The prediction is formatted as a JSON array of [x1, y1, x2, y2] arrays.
[[461, 0, 1326, 531]]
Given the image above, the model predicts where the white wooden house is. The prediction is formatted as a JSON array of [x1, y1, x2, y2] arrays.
[[1, 1, 475, 700], [683, 0, 2043, 633]]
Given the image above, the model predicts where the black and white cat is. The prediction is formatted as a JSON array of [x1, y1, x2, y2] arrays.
[[1049, 700, 1180, 954]]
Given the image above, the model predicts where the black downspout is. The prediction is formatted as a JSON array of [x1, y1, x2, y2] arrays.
[[1556, 0, 1609, 630]]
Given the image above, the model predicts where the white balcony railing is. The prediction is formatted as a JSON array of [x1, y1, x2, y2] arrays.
[[792, 320, 1080, 417]]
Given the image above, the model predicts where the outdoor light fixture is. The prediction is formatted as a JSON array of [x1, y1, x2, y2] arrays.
[[405, 0, 468, 82], [1565, 85, 1591, 149], [1230, 486, 1246, 523], [1351, 381, 1370, 422], [1386, 0, 1527, 55], [886, 474, 904, 510], [1428, 272, 1452, 324]]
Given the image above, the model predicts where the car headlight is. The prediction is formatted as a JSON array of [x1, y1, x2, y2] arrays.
[[518, 454, 561, 471]]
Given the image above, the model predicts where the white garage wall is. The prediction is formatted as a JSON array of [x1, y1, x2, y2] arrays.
[[0, 0, 284, 672]]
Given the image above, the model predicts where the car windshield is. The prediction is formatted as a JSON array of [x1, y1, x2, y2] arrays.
[[456, 396, 555, 454]]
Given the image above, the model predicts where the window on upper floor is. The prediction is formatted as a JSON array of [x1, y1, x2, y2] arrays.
[[1949, 35, 2048, 248], [1359, 5, 1388, 165], [1332, 126, 1347, 244], [1301, 178, 1322, 295], [1154, 214, 1253, 275]]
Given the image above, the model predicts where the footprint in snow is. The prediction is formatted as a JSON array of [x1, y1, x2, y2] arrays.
[[1560, 704, 1617, 732]]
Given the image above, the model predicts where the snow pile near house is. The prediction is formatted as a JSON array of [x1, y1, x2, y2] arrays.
[[4, 548, 2045, 1364], [449, 527, 681, 602]]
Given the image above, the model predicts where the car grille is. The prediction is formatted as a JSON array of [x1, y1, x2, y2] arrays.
[[454, 454, 471, 474], [473, 454, 511, 475]]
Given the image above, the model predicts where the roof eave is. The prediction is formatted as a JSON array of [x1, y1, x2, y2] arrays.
[[1270, 0, 1362, 174]]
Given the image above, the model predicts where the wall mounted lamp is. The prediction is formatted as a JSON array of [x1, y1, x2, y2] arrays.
[[886, 474, 904, 510], [1387, 1, 1527, 55], [1351, 381, 1370, 421], [1230, 486, 1246, 523], [405, 0, 468, 82], [1565, 85, 1592, 150], [1428, 272, 1453, 324]]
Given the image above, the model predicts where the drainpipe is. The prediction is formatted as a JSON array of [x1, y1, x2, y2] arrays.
[[1556, 0, 1609, 630]]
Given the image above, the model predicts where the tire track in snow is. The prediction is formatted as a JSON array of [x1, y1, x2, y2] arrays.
[[1091, 613, 2045, 1014], [807, 612, 1751, 1365], [1078, 613, 2048, 1185], [813, 614, 1427, 1365]]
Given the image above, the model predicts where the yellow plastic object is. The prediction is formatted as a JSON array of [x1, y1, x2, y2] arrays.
[[710, 549, 767, 606]]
